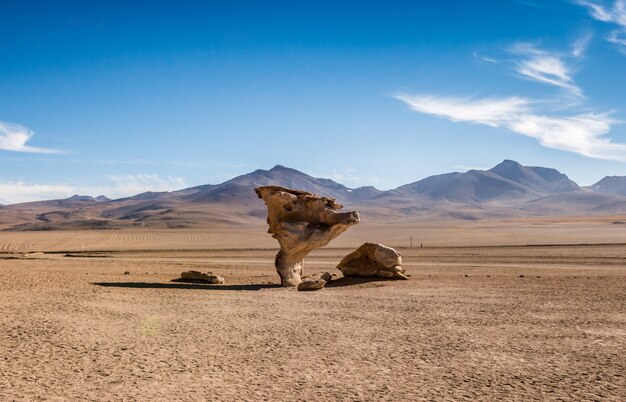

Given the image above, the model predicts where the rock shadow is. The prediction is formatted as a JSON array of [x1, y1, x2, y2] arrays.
[[325, 276, 398, 288], [92, 282, 280, 291]]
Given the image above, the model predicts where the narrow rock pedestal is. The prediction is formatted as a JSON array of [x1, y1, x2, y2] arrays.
[[255, 186, 360, 287]]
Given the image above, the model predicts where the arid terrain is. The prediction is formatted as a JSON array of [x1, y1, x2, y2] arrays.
[[1, 221, 625, 401]]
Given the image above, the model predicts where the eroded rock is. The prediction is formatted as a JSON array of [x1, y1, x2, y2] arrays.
[[337, 243, 407, 279], [255, 186, 360, 287], [178, 270, 225, 284]]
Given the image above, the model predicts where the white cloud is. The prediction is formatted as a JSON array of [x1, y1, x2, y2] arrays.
[[509, 43, 583, 97], [578, 0, 616, 20], [0, 121, 62, 154], [396, 94, 626, 161], [104, 174, 187, 198], [395, 94, 533, 126], [472, 51, 498, 64], [512, 0, 546, 8], [577, 0, 626, 51], [608, 28, 626, 47], [0, 183, 76, 205], [312, 167, 385, 189], [453, 165, 491, 172], [572, 33, 593, 57], [0, 174, 186, 204]]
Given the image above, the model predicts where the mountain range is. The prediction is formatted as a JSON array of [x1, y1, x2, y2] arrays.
[[1, 160, 625, 230]]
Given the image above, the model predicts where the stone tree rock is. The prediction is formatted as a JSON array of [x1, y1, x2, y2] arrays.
[[255, 186, 360, 287], [337, 243, 407, 279]]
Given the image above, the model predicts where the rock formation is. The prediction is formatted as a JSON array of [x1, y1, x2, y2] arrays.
[[177, 271, 225, 284], [255, 186, 360, 286], [337, 243, 407, 279]]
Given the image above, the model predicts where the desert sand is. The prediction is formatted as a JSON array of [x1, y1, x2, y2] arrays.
[[1, 221, 625, 400]]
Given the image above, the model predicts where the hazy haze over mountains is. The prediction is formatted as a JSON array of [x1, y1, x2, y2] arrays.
[[0, 160, 625, 230]]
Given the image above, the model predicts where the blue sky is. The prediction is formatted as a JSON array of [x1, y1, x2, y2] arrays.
[[1, 0, 626, 203]]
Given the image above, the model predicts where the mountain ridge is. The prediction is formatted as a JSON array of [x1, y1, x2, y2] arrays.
[[1, 161, 625, 230]]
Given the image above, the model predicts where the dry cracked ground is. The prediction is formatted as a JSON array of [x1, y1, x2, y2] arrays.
[[0, 230, 625, 401]]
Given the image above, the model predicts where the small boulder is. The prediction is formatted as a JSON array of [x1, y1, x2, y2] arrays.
[[337, 243, 407, 279], [319, 272, 333, 282], [297, 278, 327, 291], [179, 270, 225, 284]]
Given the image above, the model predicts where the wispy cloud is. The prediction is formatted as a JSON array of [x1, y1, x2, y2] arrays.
[[0, 174, 186, 204], [0, 183, 76, 205], [572, 32, 594, 57], [311, 167, 385, 189], [509, 43, 583, 97], [395, 95, 534, 126], [453, 165, 491, 172], [576, 0, 626, 52], [0, 121, 62, 154], [104, 174, 187, 197], [578, 0, 626, 21], [395, 94, 626, 161], [472, 51, 499, 64], [512, 0, 546, 8]]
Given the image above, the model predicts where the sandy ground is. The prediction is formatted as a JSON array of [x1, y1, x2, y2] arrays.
[[1, 227, 625, 401], [2, 216, 626, 252]]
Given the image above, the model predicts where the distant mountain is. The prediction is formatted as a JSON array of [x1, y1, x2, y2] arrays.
[[1, 160, 625, 231], [181, 165, 382, 204], [522, 190, 626, 216], [395, 170, 530, 202], [67, 194, 95, 201], [65, 194, 111, 202], [393, 160, 579, 203], [591, 176, 626, 196], [488, 160, 579, 194]]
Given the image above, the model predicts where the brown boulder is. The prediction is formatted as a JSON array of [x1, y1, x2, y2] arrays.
[[179, 271, 225, 284], [337, 243, 407, 279], [297, 278, 327, 291]]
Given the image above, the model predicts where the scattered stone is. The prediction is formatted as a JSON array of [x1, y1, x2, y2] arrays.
[[319, 272, 332, 282], [178, 270, 225, 284], [301, 272, 332, 283], [519, 274, 525, 278], [123, 271, 130, 275], [337, 243, 407, 279], [255, 186, 359, 287], [297, 278, 327, 291], [464, 274, 471, 277]]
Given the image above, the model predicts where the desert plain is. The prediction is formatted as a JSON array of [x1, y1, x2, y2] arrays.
[[1, 218, 625, 401]]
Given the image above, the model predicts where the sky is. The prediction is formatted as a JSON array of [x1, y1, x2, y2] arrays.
[[2, 0, 626, 203]]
